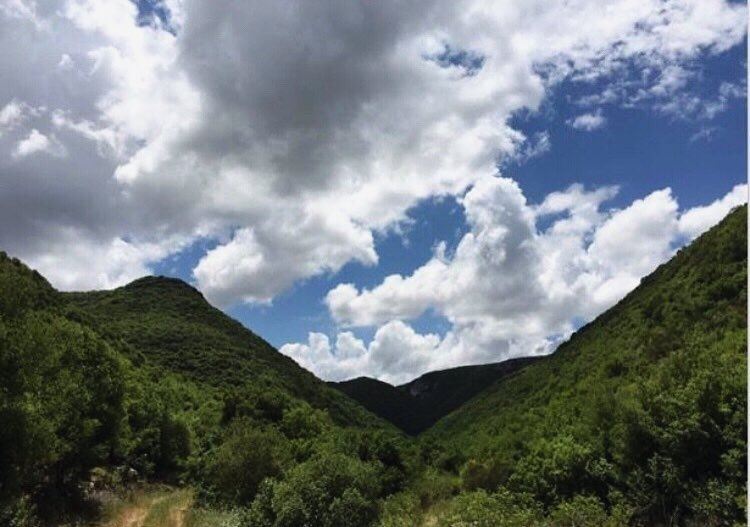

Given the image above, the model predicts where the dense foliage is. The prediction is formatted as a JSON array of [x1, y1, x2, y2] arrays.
[[0, 205, 746, 526], [64, 277, 379, 428], [0, 253, 406, 526]]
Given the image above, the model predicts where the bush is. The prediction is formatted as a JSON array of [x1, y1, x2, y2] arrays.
[[461, 457, 510, 491], [548, 495, 608, 526], [0, 313, 126, 519], [279, 405, 330, 440], [207, 420, 285, 505], [438, 489, 542, 527], [507, 435, 599, 506], [249, 452, 380, 527]]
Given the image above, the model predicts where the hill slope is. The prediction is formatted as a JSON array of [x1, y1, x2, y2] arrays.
[[332, 357, 540, 434], [0, 252, 407, 525], [417, 205, 747, 525], [63, 276, 378, 427]]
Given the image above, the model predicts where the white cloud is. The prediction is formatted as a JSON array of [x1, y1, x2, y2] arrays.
[[567, 110, 606, 131], [678, 184, 747, 240], [23, 227, 187, 291], [281, 321, 443, 384], [0, 99, 39, 135], [14, 128, 65, 157], [304, 180, 747, 382], [0, 100, 24, 130], [193, 210, 377, 305], [689, 126, 718, 142], [0, 0, 745, 303], [57, 53, 74, 70]]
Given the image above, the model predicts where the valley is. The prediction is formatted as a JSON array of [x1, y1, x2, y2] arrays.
[[331, 357, 541, 435], [0, 205, 746, 526]]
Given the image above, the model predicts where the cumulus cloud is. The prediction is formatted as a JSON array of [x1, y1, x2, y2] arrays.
[[193, 210, 377, 305], [301, 180, 747, 382], [567, 110, 606, 131], [0, 99, 40, 135], [0, 0, 745, 302], [22, 227, 187, 291], [678, 184, 748, 239], [281, 321, 444, 384], [14, 129, 51, 157]]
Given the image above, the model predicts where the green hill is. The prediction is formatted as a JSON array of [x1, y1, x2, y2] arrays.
[[0, 253, 407, 525], [62, 276, 378, 427], [412, 205, 747, 525], [331, 357, 541, 435]]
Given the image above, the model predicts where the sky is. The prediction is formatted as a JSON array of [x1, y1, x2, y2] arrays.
[[0, 0, 747, 384]]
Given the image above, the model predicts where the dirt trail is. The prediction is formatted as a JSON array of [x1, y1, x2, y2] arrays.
[[103, 490, 191, 527], [117, 505, 150, 527], [167, 500, 190, 527]]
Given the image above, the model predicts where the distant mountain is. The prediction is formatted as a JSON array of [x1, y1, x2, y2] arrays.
[[331, 357, 541, 434]]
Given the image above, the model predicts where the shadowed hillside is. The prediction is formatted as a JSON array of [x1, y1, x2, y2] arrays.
[[332, 357, 541, 434]]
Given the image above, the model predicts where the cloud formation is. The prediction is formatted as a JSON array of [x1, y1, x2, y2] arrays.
[[567, 111, 607, 131], [0, 0, 745, 301], [298, 180, 747, 382], [0, 0, 747, 382], [281, 321, 445, 385]]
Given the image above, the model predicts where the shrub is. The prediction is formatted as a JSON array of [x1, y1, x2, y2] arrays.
[[250, 452, 380, 527], [438, 489, 542, 527], [207, 420, 285, 505]]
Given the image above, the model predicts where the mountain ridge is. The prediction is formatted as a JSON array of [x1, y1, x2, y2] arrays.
[[331, 356, 542, 434], [413, 205, 747, 525], [61, 272, 388, 429]]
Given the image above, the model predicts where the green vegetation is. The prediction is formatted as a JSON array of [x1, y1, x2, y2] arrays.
[[0, 252, 407, 526], [63, 276, 379, 428], [409, 204, 747, 525], [0, 206, 746, 526]]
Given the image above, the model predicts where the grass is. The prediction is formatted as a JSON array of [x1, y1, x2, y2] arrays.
[[90, 486, 249, 527], [184, 508, 245, 527], [91, 487, 195, 527], [142, 489, 193, 527]]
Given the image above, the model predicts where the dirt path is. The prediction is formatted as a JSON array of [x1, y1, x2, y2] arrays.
[[117, 505, 150, 527], [103, 490, 192, 527], [167, 500, 190, 527]]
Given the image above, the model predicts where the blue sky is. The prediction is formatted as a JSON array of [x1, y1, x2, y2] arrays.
[[1, 0, 747, 383], [154, 42, 747, 353]]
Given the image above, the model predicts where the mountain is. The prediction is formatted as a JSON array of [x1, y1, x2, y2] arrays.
[[1, 205, 745, 527], [332, 357, 541, 434], [413, 205, 747, 525], [0, 252, 405, 525], [62, 275, 377, 427]]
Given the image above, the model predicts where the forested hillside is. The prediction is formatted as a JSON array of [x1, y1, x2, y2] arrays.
[[0, 254, 411, 526], [332, 357, 541, 434], [63, 277, 378, 427], [393, 204, 747, 526]]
